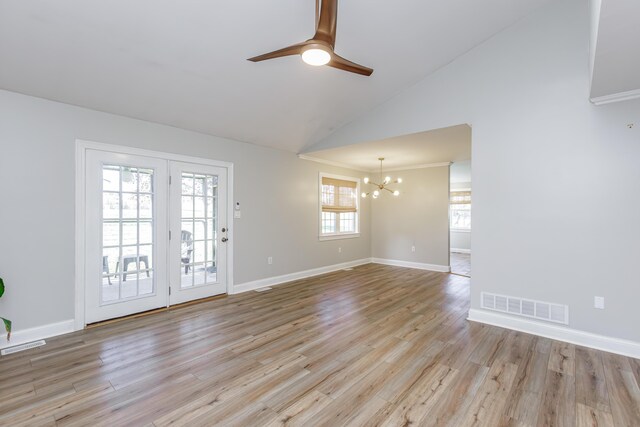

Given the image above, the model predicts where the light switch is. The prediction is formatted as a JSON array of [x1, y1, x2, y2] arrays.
[[594, 296, 604, 309]]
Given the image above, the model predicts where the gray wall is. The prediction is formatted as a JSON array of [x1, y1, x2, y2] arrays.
[[0, 89, 371, 330], [372, 166, 449, 267], [308, 0, 640, 342], [450, 232, 470, 252]]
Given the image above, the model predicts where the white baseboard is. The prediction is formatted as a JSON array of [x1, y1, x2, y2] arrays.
[[0, 319, 75, 350], [371, 258, 450, 273], [233, 258, 372, 294], [468, 308, 640, 359], [451, 248, 471, 254]]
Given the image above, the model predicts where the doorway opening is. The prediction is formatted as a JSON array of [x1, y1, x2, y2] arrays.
[[449, 160, 471, 277]]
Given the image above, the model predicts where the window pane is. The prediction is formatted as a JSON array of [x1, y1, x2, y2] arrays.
[[193, 220, 205, 241], [182, 175, 194, 195], [103, 222, 119, 247], [103, 193, 120, 219], [339, 212, 356, 233], [101, 164, 155, 305], [139, 194, 153, 219], [322, 212, 336, 234], [322, 185, 335, 206], [194, 175, 205, 196], [122, 194, 137, 219], [139, 169, 153, 193], [180, 172, 218, 288], [122, 222, 138, 245], [139, 221, 152, 244], [103, 167, 120, 192], [121, 168, 138, 193], [182, 196, 194, 218], [194, 197, 206, 218], [451, 208, 471, 229]]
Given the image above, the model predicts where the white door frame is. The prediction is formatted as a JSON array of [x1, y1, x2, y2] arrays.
[[75, 139, 234, 331]]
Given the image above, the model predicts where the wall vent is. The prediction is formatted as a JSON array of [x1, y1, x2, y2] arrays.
[[1, 340, 46, 356], [481, 292, 569, 325]]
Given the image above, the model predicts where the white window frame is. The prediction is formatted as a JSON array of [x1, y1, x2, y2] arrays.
[[318, 172, 360, 241], [450, 187, 471, 232]]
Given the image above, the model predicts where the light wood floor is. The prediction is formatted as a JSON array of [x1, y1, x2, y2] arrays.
[[450, 252, 471, 277], [1, 264, 639, 426]]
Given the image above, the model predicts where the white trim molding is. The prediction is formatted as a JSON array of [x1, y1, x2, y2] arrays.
[[0, 320, 75, 350], [298, 154, 451, 174], [233, 258, 371, 294], [379, 162, 451, 173], [468, 308, 640, 359], [590, 88, 640, 106], [451, 248, 471, 254], [371, 258, 450, 273], [298, 154, 369, 172]]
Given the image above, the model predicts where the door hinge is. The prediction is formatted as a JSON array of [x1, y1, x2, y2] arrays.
[[169, 286, 172, 295], [169, 175, 172, 185], [169, 230, 172, 240]]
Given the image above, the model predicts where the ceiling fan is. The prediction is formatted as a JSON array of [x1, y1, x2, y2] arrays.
[[247, 0, 373, 76]]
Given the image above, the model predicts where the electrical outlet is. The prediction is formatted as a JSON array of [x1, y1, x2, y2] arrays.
[[338, 247, 342, 253], [594, 296, 604, 309], [411, 246, 416, 252], [267, 256, 273, 265]]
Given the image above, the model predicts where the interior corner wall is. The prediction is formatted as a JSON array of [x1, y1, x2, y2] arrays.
[[371, 166, 450, 268], [308, 0, 640, 343], [0, 89, 371, 332]]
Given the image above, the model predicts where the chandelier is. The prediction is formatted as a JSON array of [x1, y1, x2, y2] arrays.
[[361, 158, 402, 198]]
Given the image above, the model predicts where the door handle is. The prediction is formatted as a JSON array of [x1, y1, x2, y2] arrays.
[[221, 237, 228, 243]]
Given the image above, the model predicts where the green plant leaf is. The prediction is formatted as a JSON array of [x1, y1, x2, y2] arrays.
[[0, 277, 4, 298], [1, 317, 10, 341]]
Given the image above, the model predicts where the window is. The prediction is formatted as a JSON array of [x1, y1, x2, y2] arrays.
[[319, 174, 360, 239], [450, 190, 471, 230]]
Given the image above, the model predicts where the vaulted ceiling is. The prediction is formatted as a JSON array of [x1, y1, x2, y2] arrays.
[[0, 0, 551, 152]]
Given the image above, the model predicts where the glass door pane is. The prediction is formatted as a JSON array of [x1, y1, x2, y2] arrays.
[[180, 172, 217, 288], [85, 149, 168, 325], [101, 165, 156, 304], [170, 161, 227, 305]]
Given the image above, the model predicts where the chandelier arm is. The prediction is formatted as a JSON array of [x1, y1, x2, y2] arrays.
[[383, 187, 394, 193], [368, 181, 380, 187]]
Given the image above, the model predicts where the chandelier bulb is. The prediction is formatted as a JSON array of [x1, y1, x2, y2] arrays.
[[397, 178, 402, 183], [372, 194, 378, 199], [373, 190, 380, 197], [363, 177, 369, 184], [393, 190, 400, 196], [384, 176, 391, 184], [361, 192, 367, 198]]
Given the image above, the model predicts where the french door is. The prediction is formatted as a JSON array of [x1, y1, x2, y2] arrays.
[[169, 162, 227, 305], [84, 150, 228, 324]]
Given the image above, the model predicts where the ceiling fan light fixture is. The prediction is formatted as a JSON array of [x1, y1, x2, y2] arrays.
[[301, 46, 331, 66]]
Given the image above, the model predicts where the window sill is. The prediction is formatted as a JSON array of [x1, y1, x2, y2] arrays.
[[319, 233, 360, 241], [451, 229, 471, 233]]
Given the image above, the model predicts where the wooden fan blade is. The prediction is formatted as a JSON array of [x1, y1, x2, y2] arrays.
[[247, 42, 306, 62], [313, 0, 337, 47], [328, 54, 373, 76]]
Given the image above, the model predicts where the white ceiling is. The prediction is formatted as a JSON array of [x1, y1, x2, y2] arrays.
[[302, 124, 471, 171], [590, 0, 640, 101], [0, 0, 550, 152]]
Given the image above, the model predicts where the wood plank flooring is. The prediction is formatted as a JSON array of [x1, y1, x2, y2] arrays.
[[1, 263, 639, 426], [450, 252, 471, 277]]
